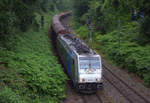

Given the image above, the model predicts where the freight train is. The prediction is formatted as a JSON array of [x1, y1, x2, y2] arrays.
[[50, 12, 103, 93]]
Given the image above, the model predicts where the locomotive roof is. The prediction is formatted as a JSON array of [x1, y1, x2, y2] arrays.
[[59, 33, 97, 55]]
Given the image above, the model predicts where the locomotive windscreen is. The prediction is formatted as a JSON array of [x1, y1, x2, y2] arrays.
[[79, 57, 100, 69]]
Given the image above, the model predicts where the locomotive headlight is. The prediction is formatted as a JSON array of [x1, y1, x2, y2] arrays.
[[79, 78, 85, 83], [96, 78, 101, 82]]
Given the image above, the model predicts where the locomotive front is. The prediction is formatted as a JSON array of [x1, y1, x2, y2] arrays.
[[77, 54, 103, 92]]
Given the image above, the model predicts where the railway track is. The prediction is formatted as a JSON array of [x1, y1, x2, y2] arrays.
[[81, 93, 103, 103], [62, 81, 104, 103], [103, 64, 150, 103]]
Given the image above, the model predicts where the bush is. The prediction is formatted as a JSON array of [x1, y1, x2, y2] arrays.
[[139, 17, 150, 44], [143, 72, 150, 87], [0, 87, 26, 103], [75, 26, 89, 41], [96, 24, 150, 86]]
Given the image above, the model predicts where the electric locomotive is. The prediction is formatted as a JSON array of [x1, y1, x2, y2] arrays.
[[51, 12, 103, 93]]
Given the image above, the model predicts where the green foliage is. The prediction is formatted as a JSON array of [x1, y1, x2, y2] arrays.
[[0, 1, 71, 102], [0, 0, 61, 47], [75, 25, 100, 43], [73, 0, 91, 23], [61, 0, 73, 11], [13, 0, 36, 31], [75, 26, 89, 41], [0, 13, 67, 103], [0, 12, 16, 44], [0, 1, 16, 46], [73, 0, 150, 36], [88, 0, 142, 32], [88, 0, 106, 33], [0, 0, 37, 48], [143, 72, 150, 87], [0, 0, 37, 31], [0, 87, 26, 103], [37, 0, 56, 13], [139, 17, 150, 44], [96, 22, 150, 86]]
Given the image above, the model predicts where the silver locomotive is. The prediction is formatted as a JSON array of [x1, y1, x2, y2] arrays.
[[51, 12, 103, 93]]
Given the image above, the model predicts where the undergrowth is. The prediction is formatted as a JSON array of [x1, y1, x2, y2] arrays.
[[0, 13, 67, 103]]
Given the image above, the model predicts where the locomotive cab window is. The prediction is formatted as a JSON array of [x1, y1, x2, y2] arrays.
[[79, 57, 100, 69]]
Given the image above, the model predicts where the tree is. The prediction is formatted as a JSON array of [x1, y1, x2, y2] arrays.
[[139, 0, 150, 44], [0, 0, 38, 47], [73, 0, 90, 23]]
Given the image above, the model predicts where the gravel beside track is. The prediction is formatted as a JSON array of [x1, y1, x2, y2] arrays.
[[102, 78, 130, 103], [102, 59, 150, 103]]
